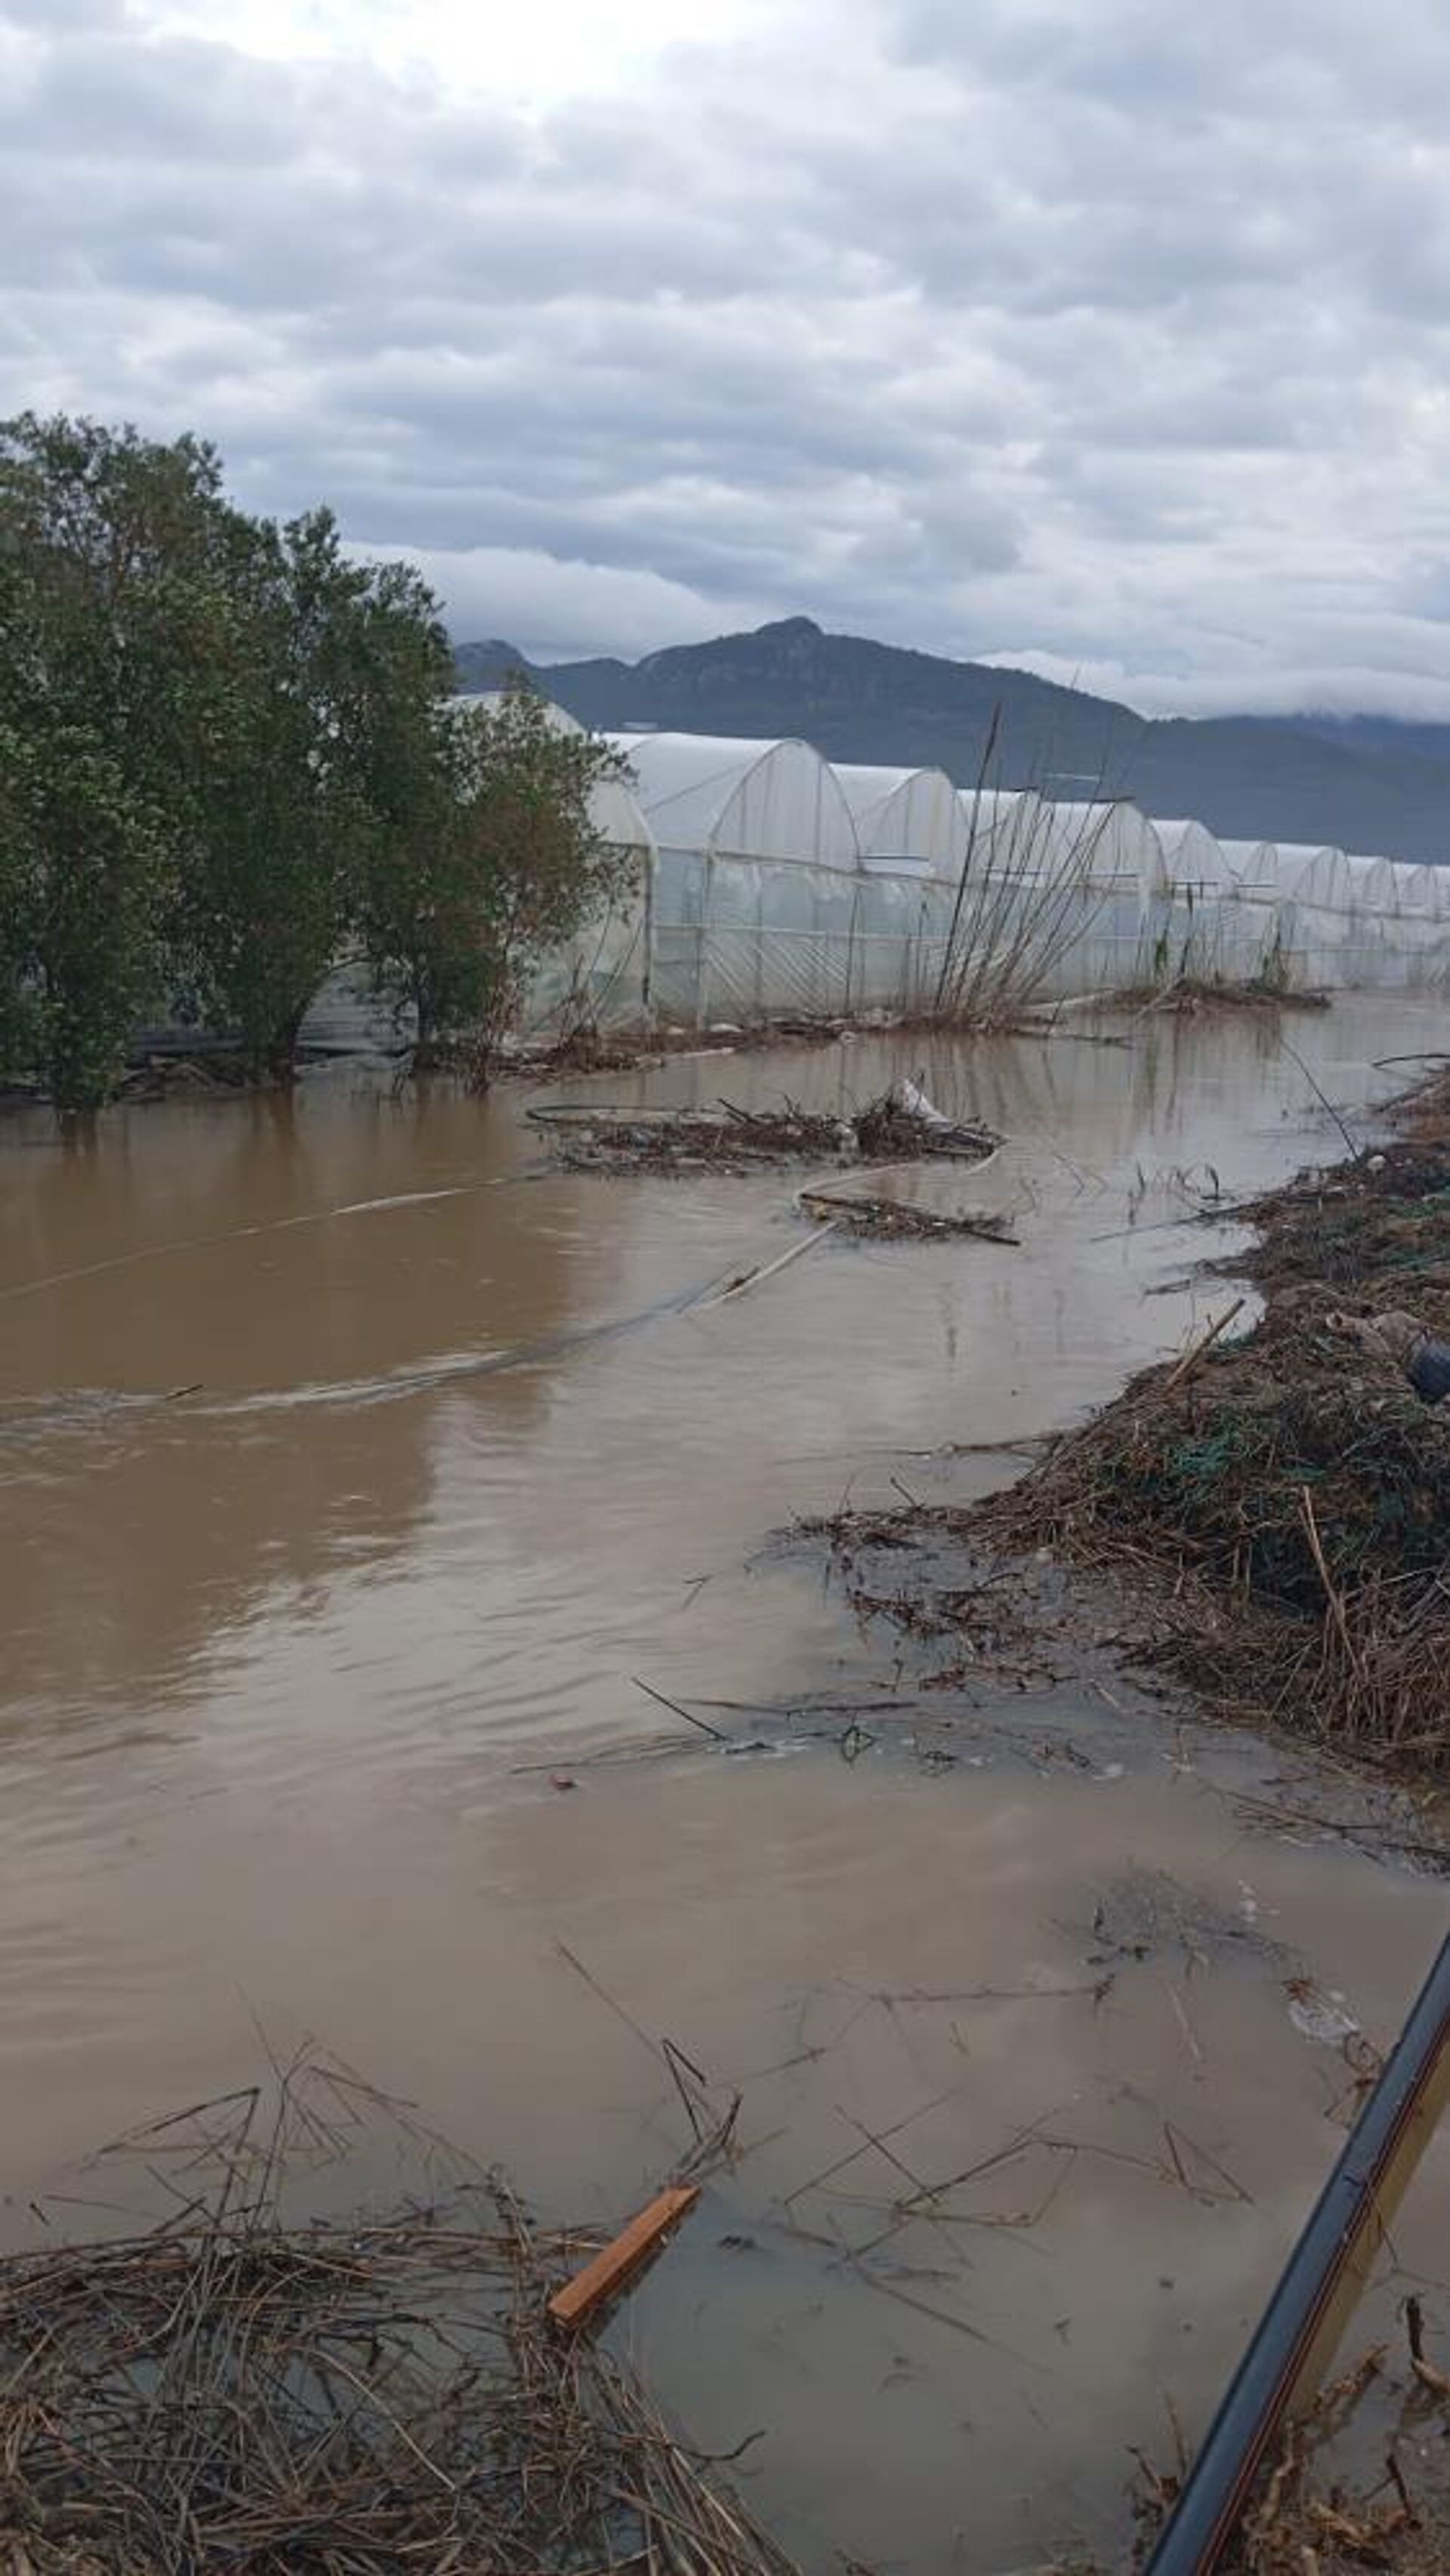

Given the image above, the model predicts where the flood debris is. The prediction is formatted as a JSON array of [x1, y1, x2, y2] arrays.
[[499, 1011, 883, 1083], [115, 1049, 261, 1100], [969, 1124, 1450, 1783], [970, 1296, 1450, 1776], [1087, 1866, 1286, 1975], [529, 1082, 998, 1176], [1115, 975, 1332, 1019], [0, 2063, 793, 2576], [797, 1187, 1019, 1244], [1326, 1306, 1450, 1402], [810, 1085, 1450, 1800]]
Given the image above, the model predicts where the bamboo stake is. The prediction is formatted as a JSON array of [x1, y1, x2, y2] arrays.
[[1162, 1298, 1245, 1394]]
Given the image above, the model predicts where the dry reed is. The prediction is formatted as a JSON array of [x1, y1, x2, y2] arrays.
[[0, 2062, 795, 2574]]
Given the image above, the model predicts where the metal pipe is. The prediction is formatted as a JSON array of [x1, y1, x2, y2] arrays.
[[1146, 1930, 1450, 2575]]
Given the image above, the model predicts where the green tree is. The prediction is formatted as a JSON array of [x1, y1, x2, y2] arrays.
[[0, 413, 234, 1104], [179, 510, 454, 1079], [0, 415, 624, 1110], [362, 681, 635, 1074], [0, 716, 167, 1108], [0, 721, 40, 1083]]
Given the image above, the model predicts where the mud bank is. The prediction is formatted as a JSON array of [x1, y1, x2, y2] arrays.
[[822, 1079, 1450, 1807]]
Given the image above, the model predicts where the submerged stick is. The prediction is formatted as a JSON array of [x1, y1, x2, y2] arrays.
[[631, 1675, 727, 1742], [691, 1222, 838, 1311]]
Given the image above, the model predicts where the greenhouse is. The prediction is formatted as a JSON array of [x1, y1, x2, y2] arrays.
[[498, 707, 1450, 1028], [1153, 819, 1229, 894], [833, 764, 967, 874], [610, 733, 866, 1021], [958, 788, 1051, 877]]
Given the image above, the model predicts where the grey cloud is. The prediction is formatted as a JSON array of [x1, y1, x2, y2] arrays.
[[5, 0, 1450, 711]]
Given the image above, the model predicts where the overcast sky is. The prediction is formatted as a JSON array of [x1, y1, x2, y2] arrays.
[[7, 0, 1450, 716]]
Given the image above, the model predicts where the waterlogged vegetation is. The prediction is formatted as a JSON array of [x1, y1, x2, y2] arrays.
[[0, 414, 630, 1110]]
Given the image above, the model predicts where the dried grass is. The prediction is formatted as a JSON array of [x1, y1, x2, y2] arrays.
[[0, 2064, 795, 2575]]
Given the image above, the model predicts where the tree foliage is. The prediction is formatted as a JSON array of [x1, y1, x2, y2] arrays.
[[0, 414, 626, 1110], [360, 683, 634, 1068], [174, 510, 455, 1076]]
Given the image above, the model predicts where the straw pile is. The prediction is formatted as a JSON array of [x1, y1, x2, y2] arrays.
[[1112, 975, 1331, 1020], [0, 2070, 795, 2575]]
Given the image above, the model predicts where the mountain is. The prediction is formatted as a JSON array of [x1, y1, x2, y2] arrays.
[[453, 618, 1450, 863]]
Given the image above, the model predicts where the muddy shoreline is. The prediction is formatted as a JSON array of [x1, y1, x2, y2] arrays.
[[804, 1065, 1450, 2571], [817, 1067, 1450, 1832]]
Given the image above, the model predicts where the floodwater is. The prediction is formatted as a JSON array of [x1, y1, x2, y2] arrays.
[[2, 997, 1448, 2573]]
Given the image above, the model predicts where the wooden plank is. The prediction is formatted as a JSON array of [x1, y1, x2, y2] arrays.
[[547, 2184, 701, 2331]]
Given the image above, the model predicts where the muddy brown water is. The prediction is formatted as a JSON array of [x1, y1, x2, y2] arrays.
[[2, 998, 1448, 2573]]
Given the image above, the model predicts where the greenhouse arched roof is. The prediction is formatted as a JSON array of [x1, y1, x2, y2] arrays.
[[1152, 818, 1229, 888], [1274, 844, 1352, 909], [609, 733, 859, 870], [832, 763, 967, 874], [1215, 840, 1281, 890], [1039, 800, 1167, 896]]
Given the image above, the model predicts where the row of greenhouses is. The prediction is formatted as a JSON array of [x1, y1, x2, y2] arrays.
[[492, 710, 1450, 1027]]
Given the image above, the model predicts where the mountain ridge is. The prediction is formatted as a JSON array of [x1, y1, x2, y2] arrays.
[[452, 618, 1450, 862]]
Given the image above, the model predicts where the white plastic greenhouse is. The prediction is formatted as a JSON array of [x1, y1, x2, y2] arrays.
[[611, 733, 868, 1020], [1154, 820, 1230, 893], [310, 690, 1450, 1047], [958, 788, 1050, 876], [487, 704, 1450, 1028], [1216, 840, 1282, 890], [834, 764, 967, 874]]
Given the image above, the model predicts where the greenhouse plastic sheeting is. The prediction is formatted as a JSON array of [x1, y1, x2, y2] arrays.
[[835, 763, 968, 875], [313, 703, 1450, 1042], [610, 733, 859, 870]]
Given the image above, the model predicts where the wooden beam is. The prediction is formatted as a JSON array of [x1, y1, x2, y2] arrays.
[[547, 2184, 701, 2331]]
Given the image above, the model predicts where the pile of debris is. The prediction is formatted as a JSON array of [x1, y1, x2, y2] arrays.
[[115, 1052, 259, 1101], [797, 1186, 1018, 1244], [0, 2067, 794, 2576], [1116, 975, 1331, 1019], [811, 1102, 1450, 1783], [967, 1137, 1450, 1771], [532, 1080, 998, 1176]]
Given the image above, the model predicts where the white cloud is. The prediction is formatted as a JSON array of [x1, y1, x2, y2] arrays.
[[361, 540, 766, 663], [131, 0, 797, 105]]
